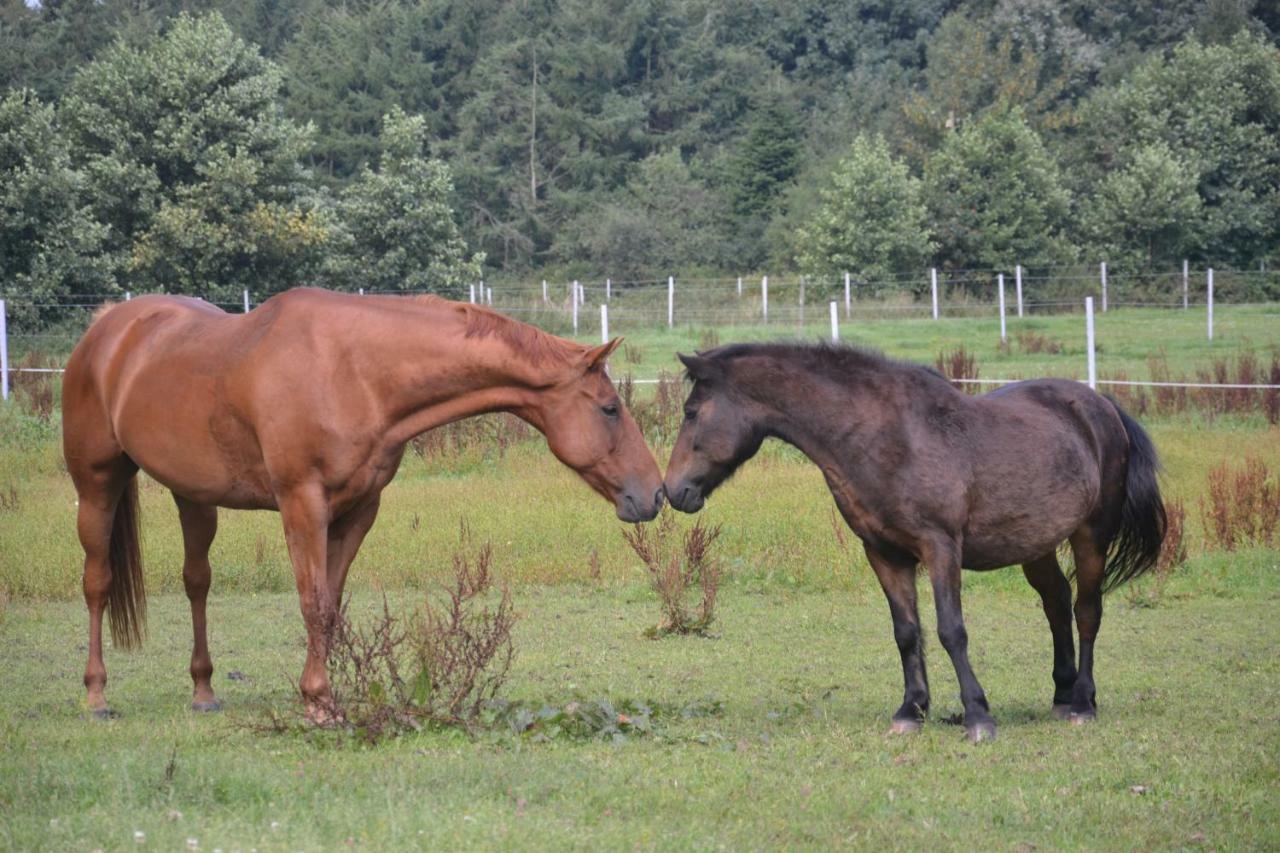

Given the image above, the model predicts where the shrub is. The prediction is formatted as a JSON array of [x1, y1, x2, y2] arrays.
[[622, 508, 723, 637], [1199, 458, 1279, 551]]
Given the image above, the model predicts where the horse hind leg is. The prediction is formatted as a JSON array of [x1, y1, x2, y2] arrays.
[[1067, 526, 1108, 722], [175, 495, 220, 711], [1022, 551, 1078, 719]]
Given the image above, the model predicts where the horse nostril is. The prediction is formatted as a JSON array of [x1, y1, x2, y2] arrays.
[[652, 487, 665, 510], [624, 493, 639, 516]]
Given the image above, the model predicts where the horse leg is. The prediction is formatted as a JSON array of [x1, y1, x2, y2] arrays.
[[174, 495, 219, 711], [864, 545, 930, 733], [922, 537, 996, 742], [1022, 552, 1078, 719], [325, 497, 381, 608], [1067, 527, 1107, 722], [72, 461, 136, 718], [278, 485, 337, 724]]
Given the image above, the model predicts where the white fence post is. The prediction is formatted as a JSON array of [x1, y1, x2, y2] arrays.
[[486, 286, 493, 306], [799, 275, 805, 307], [930, 268, 939, 320], [600, 304, 609, 343], [572, 286, 579, 334], [606, 278, 611, 301], [667, 275, 674, 328], [1085, 296, 1096, 391], [125, 291, 132, 301], [998, 273, 1007, 342], [762, 276, 769, 323], [0, 298, 8, 402], [469, 284, 476, 304], [542, 279, 548, 302], [1015, 264, 1023, 318], [243, 289, 250, 313], [358, 287, 364, 296], [844, 272, 851, 318], [1100, 262, 1108, 312], [829, 301, 838, 342], [1207, 268, 1214, 341], [737, 276, 742, 297], [1182, 260, 1189, 310]]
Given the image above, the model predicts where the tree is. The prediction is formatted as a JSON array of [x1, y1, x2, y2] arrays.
[[796, 135, 933, 283], [1081, 142, 1202, 270], [59, 12, 320, 300], [924, 109, 1073, 270], [323, 108, 481, 296], [0, 89, 113, 328]]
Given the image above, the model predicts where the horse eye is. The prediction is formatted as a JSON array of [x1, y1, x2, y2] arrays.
[[602, 403, 619, 418], [684, 408, 697, 422]]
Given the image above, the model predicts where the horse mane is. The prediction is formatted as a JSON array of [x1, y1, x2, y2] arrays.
[[446, 299, 576, 366], [700, 341, 952, 390]]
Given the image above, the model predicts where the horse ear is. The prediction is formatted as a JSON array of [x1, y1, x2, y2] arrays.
[[583, 337, 623, 373], [678, 352, 717, 380]]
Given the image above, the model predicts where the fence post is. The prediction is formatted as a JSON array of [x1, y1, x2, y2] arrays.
[[667, 275, 674, 328], [762, 276, 769, 323], [486, 286, 493, 306], [358, 287, 364, 296], [1182, 259, 1188, 310], [1100, 261, 1108, 312], [998, 273, 1007, 342], [0, 298, 8, 402], [1085, 296, 1096, 391], [930, 268, 938, 320], [737, 276, 742, 297], [572, 286, 579, 334], [600, 304, 609, 343], [844, 272, 851, 318], [1015, 264, 1023, 318], [243, 289, 250, 313], [829, 301, 838, 342], [799, 275, 805, 307], [469, 284, 476, 304], [125, 291, 132, 301], [1207, 268, 1214, 341], [606, 278, 611, 301], [542, 279, 548, 302]]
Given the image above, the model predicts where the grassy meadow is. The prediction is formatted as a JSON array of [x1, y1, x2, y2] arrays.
[[1, 304, 1278, 849]]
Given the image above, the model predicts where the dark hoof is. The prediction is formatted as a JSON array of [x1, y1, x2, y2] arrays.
[[1051, 703, 1073, 721], [889, 718, 923, 735], [965, 721, 997, 743], [1069, 710, 1096, 726], [90, 707, 119, 721], [191, 700, 222, 713]]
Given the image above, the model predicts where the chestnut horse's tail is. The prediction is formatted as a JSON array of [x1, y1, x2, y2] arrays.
[[1102, 398, 1167, 593], [107, 476, 147, 649]]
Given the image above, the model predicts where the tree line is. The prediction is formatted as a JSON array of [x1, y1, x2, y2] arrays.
[[1, 0, 1278, 326]]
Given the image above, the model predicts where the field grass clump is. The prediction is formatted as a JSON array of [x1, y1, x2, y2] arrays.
[[623, 509, 724, 637]]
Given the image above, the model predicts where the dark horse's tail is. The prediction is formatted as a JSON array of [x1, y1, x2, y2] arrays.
[[1102, 398, 1167, 593], [108, 476, 147, 649]]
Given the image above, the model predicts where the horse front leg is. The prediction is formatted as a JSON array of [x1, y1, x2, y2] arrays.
[[279, 485, 338, 724], [922, 537, 996, 742], [864, 545, 930, 733]]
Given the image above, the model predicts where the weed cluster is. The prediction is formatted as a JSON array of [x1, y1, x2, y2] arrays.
[[409, 413, 533, 462], [619, 370, 684, 445], [1014, 329, 1063, 354], [622, 509, 723, 637], [0, 483, 18, 512], [1199, 457, 1279, 551], [8, 350, 58, 421], [934, 345, 982, 394], [1109, 350, 1280, 423]]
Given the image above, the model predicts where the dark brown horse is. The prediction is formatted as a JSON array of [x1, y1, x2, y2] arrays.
[[62, 288, 663, 721], [664, 343, 1166, 742]]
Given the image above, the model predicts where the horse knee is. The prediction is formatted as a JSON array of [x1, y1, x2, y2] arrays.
[[893, 619, 921, 653], [182, 562, 211, 601], [937, 621, 968, 653]]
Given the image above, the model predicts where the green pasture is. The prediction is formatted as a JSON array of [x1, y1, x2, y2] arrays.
[[1, 304, 1277, 849]]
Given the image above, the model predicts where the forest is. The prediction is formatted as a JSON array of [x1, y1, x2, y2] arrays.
[[2, 0, 1279, 320]]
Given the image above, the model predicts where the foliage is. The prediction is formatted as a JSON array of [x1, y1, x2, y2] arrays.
[[0, 88, 114, 327], [797, 135, 933, 281], [924, 108, 1073, 270], [322, 108, 481, 296], [623, 509, 724, 637]]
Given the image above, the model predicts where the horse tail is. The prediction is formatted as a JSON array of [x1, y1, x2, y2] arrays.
[[1101, 397, 1167, 593], [107, 476, 147, 649]]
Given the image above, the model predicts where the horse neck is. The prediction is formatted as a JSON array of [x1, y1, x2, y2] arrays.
[[368, 303, 570, 446]]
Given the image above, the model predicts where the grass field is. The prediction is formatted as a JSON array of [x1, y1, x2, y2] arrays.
[[1, 304, 1277, 849]]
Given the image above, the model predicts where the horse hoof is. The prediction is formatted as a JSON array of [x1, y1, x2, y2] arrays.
[[1069, 710, 1096, 726], [89, 707, 118, 721], [965, 722, 997, 743], [1051, 703, 1073, 721], [191, 700, 222, 713], [889, 718, 923, 735]]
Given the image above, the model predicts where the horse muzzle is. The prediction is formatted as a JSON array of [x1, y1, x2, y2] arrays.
[[664, 479, 705, 514], [617, 485, 665, 522]]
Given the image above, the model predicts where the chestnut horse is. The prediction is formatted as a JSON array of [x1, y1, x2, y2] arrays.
[[62, 288, 663, 721], [664, 343, 1166, 742]]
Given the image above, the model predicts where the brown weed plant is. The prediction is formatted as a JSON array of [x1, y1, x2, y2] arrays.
[[623, 370, 684, 445], [1113, 350, 1280, 423], [0, 483, 18, 512], [1015, 329, 1063, 354], [409, 413, 533, 461], [622, 509, 724, 637], [302, 528, 516, 741], [12, 350, 57, 420], [934, 346, 982, 394], [1199, 457, 1280, 552]]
